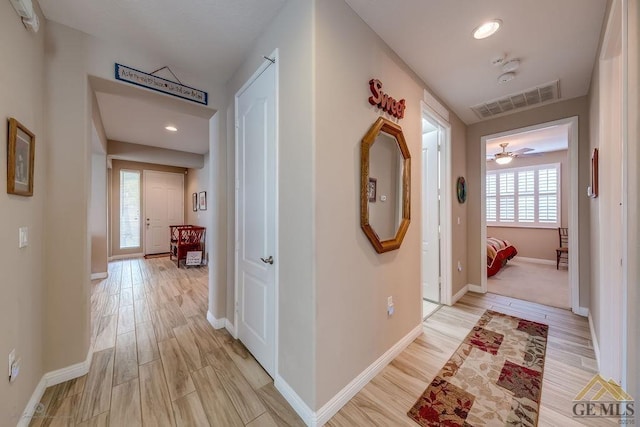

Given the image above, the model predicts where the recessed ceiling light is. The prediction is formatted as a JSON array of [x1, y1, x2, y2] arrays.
[[473, 19, 502, 40], [165, 126, 178, 132]]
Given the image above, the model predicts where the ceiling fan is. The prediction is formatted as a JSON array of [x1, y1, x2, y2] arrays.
[[487, 142, 539, 165]]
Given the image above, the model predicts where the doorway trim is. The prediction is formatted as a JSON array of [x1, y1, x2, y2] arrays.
[[233, 49, 280, 377], [478, 116, 582, 315], [420, 101, 453, 305]]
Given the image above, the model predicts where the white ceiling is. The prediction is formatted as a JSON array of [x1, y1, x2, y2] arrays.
[[345, 0, 607, 124], [486, 123, 569, 156], [39, 0, 287, 85], [95, 91, 211, 154]]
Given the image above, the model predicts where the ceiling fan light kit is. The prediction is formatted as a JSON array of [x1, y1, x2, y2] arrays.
[[495, 155, 513, 165]]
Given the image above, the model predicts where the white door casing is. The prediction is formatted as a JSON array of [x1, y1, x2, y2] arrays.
[[422, 127, 440, 303], [421, 100, 452, 306], [235, 57, 277, 377], [144, 170, 184, 255]]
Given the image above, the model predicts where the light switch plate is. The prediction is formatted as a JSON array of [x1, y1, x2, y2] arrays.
[[19, 227, 28, 248]]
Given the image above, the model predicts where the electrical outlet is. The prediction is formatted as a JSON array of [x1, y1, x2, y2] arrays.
[[19, 227, 28, 248], [457, 261, 463, 272], [387, 296, 394, 316], [8, 349, 15, 382], [10, 358, 20, 383]]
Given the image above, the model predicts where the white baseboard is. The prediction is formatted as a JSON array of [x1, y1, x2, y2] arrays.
[[108, 253, 144, 261], [451, 285, 469, 305], [19, 348, 93, 426], [206, 311, 226, 329], [274, 375, 315, 426], [17, 377, 46, 427], [574, 306, 589, 317], [90, 272, 108, 280], [313, 324, 423, 426], [516, 256, 556, 266], [468, 284, 484, 293], [588, 310, 601, 372]]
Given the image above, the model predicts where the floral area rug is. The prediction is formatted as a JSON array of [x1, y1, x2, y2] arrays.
[[408, 310, 548, 426]]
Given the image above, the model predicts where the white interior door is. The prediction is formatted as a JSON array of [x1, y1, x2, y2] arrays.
[[144, 171, 184, 255], [422, 125, 441, 303], [236, 60, 276, 376]]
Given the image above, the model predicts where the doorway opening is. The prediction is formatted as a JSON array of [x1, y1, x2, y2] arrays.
[[479, 117, 581, 314], [421, 102, 451, 319]]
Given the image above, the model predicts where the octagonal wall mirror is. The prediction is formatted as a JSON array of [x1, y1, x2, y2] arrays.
[[361, 117, 411, 253]]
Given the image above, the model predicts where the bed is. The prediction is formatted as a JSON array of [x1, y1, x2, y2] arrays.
[[487, 237, 518, 277]]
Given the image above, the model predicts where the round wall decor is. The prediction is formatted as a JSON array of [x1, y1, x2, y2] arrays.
[[456, 176, 467, 204]]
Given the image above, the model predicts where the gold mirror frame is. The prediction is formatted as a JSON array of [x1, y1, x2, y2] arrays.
[[361, 117, 411, 253]]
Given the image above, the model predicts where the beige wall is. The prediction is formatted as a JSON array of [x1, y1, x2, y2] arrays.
[[224, 0, 316, 406], [588, 0, 628, 385], [110, 159, 187, 257], [186, 153, 210, 228], [90, 152, 108, 273], [185, 153, 210, 260], [108, 139, 204, 169], [0, 3, 46, 424], [451, 116, 469, 293], [626, 0, 639, 402], [467, 97, 591, 308], [314, 0, 467, 409], [487, 149, 568, 261], [44, 19, 92, 374]]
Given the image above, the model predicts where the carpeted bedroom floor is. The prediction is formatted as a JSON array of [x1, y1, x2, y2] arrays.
[[488, 258, 570, 309]]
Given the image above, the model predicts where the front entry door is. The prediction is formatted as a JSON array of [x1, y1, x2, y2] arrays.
[[144, 171, 184, 255], [236, 60, 276, 376]]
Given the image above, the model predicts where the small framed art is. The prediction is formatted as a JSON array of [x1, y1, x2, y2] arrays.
[[7, 118, 35, 196], [199, 191, 207, 210]]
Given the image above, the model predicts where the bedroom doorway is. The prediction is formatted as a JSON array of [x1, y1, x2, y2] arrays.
[[421, 103, 451, 319], [479, 117, 581, 314]]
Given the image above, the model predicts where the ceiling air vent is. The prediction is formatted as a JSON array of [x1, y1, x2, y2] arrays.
[[471, 80, 560, 120]]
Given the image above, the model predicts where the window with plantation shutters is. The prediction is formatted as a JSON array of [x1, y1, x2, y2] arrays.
[[486, 163, 560, 228]]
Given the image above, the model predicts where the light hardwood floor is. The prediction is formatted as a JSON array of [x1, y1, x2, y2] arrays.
[[30, 257, 304, 427], [327, 292, 616, 426], [31, 258, 614, 426]]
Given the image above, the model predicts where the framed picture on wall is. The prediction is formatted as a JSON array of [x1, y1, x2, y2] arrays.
[[7, 118, 35, 196], [367, 177, 377, 202], [192, 192, 198, 211], [199, 191, 207, 210], [589, 148, 599, 198]]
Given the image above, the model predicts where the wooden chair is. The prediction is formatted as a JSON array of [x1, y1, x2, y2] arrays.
[[556, 227, 568, 269]]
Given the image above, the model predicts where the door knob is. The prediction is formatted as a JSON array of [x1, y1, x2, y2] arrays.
[[260, 256, 274, 265]]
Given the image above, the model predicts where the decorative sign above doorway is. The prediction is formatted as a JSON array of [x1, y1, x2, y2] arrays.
[[368, 79, 406, 120], [115, 63, 208, 105]]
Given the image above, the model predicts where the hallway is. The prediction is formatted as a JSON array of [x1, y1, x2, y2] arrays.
[[30, 258, 303, 426]]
